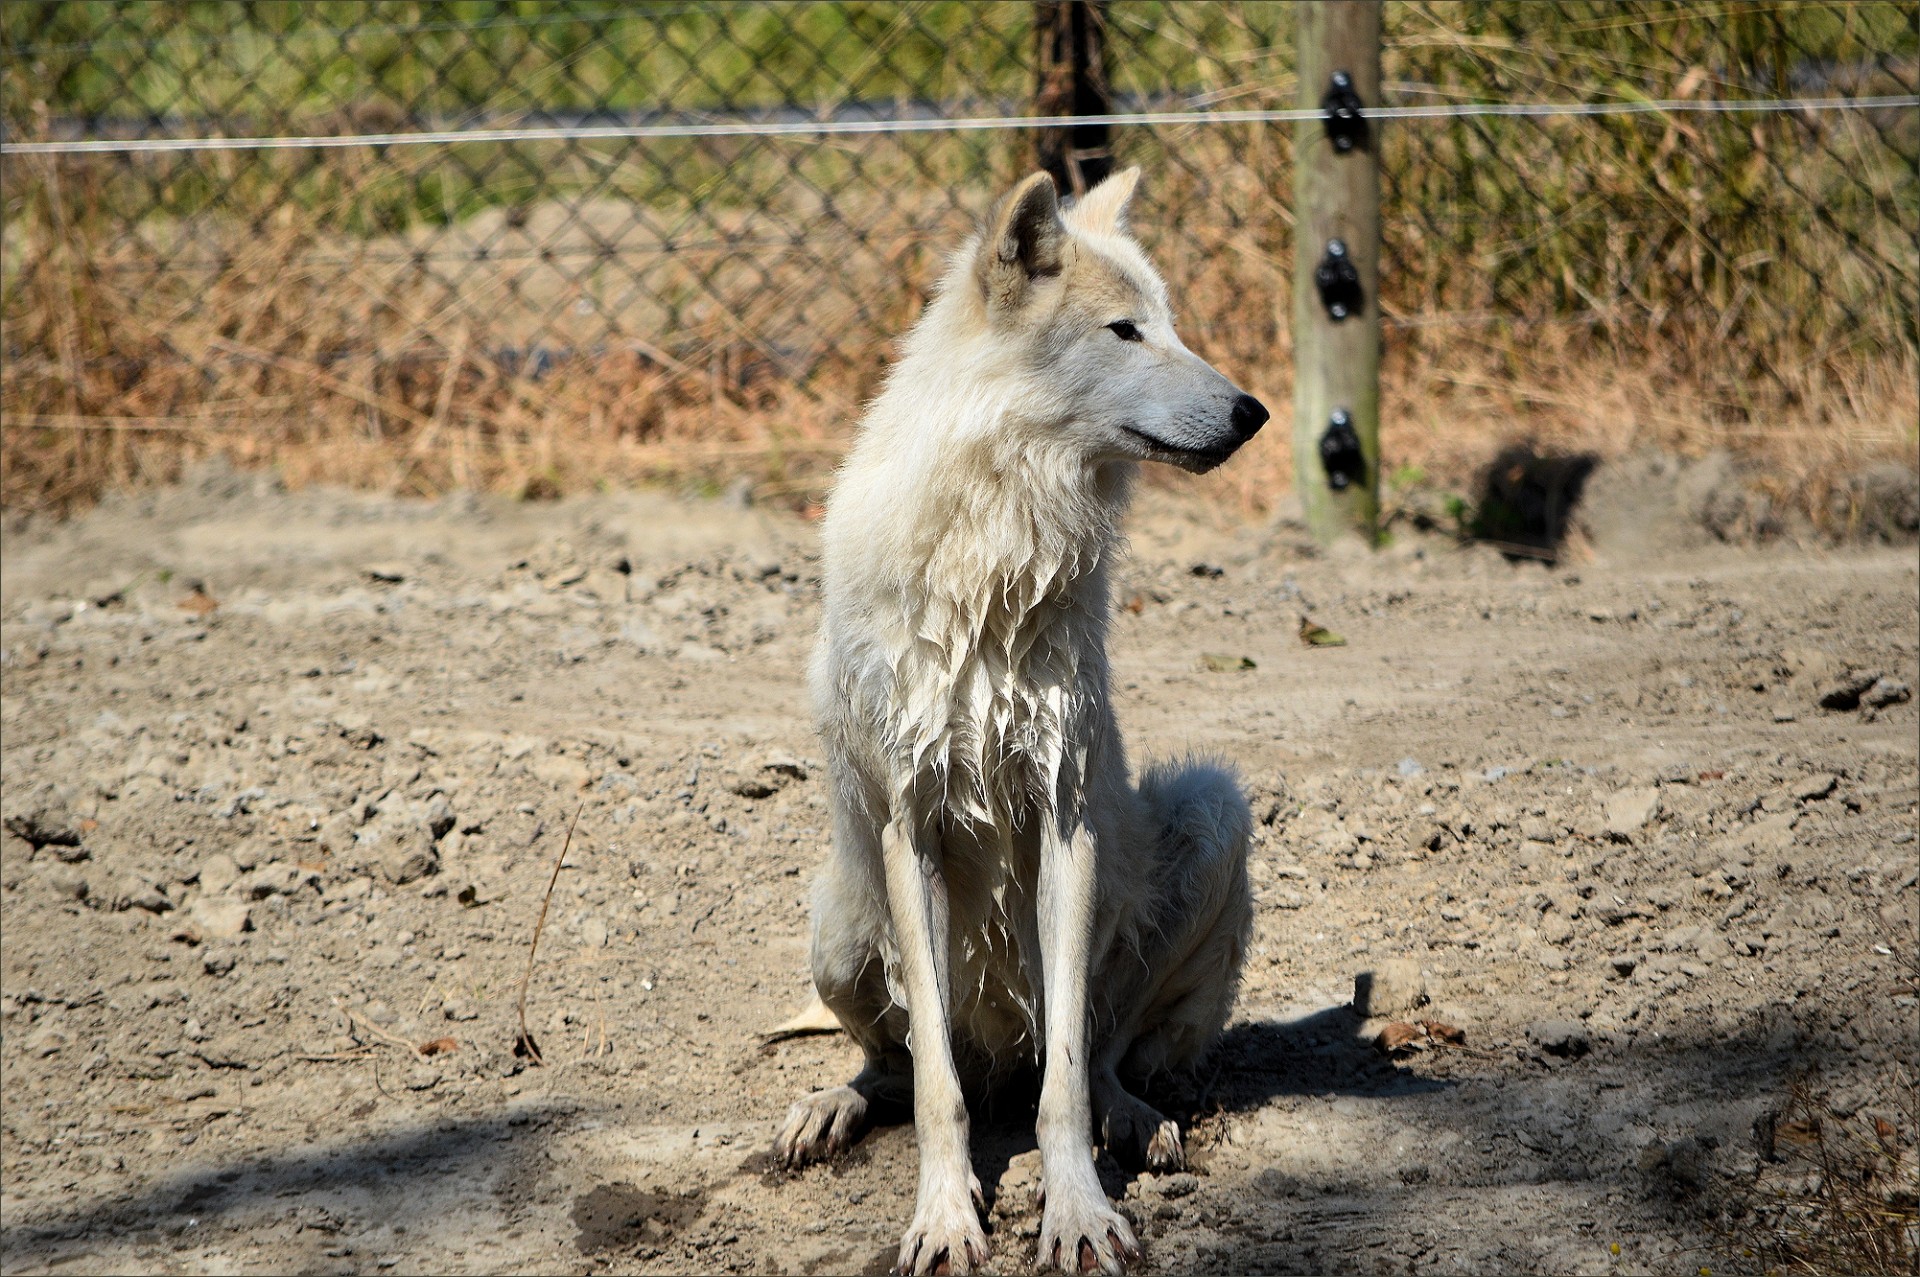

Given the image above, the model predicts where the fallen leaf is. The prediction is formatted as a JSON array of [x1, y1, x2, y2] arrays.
[[417, 1037, 458, 1057], [1123, 594, 1145, 615], [178, 587, 219, 616], [1201, 653, 1256, 672], [1419, 1019, 1467, 1046], [1299, 616, 1346, 647], [1697, 770, 1725, 781], [1375, 1022, 1425, 1055], [760, 995, 844, 1044], [1775, 1118, 1822, 1147], [1874, 1116, 1898, 1145]]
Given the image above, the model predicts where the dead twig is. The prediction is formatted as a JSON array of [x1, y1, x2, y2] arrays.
[[346, 1009, 428, 1061], [514, 802, 584, 1066]]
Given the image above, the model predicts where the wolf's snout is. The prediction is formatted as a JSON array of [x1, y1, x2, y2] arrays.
[[1230, 394, 1269, 442]]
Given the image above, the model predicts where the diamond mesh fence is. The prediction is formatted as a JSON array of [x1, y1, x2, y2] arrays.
[[2, 2, 1915, 508]]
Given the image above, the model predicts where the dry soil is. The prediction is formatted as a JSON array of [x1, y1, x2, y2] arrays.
[[2, 459, 1916, 1275]]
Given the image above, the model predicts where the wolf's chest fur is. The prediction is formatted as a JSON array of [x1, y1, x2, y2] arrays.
[[895, 553, 1106, 832]]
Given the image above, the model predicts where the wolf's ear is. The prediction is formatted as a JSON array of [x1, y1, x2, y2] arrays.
[[976, 171, 1065, 312], [1065, 166, 1142, 235]]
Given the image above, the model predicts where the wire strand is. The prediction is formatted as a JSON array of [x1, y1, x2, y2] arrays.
[[6, 94, 1915, 156]]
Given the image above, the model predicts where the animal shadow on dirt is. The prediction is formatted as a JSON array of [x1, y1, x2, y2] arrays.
[[0, 1107, 575, 1273], [1472, 443, 1600, 562], [937, 1002, 1452, 1221]]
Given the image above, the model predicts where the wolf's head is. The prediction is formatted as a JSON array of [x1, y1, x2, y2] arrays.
[[963, 167, 1267, 474]]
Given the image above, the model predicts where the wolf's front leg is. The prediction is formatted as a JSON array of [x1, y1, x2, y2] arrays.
[[880, 813, 989, 1275], [1035, 818, 1140, 1274]]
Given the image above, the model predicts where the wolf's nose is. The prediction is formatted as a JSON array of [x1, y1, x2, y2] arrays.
[[1230, 394, 1269, 441]]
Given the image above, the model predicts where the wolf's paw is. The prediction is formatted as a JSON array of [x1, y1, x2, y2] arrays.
[[774, 1085, 868, 1167], [1037, 1183, 1140, 1274], [893, 1191, 990, 1275], [1097, 1087, 1186, 1172]]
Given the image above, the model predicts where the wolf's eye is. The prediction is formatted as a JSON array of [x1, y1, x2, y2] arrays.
[[1106, 320, 1143, 342]]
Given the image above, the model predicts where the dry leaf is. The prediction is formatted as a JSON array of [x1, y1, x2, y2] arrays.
[[178, 588, 219, 616], [1299, 616, 1346, 647], [1419, 1019, 1466, 1046], [760, 995, 844, 1044], [1201, 652, 1256, 672], [1775, 1118, 1822, 1147], [1375, 1022, 1424, 1055], [1123, 594, 1145, 615], [417, 1037, 458, 1057]]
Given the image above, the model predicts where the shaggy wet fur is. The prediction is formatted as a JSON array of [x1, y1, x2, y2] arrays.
[[773, 169, 1264, 1275]]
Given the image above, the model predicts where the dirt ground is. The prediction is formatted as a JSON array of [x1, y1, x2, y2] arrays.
[[2, 457, 1916, 1276]]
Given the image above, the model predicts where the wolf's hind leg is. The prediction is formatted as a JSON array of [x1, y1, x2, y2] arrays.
[[1094, 758, 1253, 1171], [777, 800, 911, 1167]]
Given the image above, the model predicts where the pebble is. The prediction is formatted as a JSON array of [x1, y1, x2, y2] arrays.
[[1791, 774, 1838, 802], [1527, 1020, 1591, 1059], [115, 877, 173, 913], [1601, 786, 1661, 840], [189, 897, 252, 939], [198, 854, 240, 895], [1865, 677, 1911, 708], [1353, 958, 1426, 1018], [42, 868, 90, 902], [1816, 669, 1883, 711]]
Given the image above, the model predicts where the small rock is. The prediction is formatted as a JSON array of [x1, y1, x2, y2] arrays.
[[115, 877, 172, 913], [198, 853, 241, 895], [3, 800, 85, 855], [23, 1025, 69, 1057], [618, 618, 662, 654], [579, 917, 609, 949], [1865, 677, 1911, 709], [1527, 1020, 1591, 1059], [1817, 670, 1883, 711], [189, 897, 252, 939], [1658, 924, 1710, 953], [202, 949, 238, 977], [1354, 958, 1427, 1019], [1602, 786, 1661, 840], [530, 754, 590, 792], [1791, 774, 1838, 802], [1609, 954, 1640, 979], [1160, 1172, 1199, 1199], [42, 867, 90, 902], [243, 863, 319, 899], [325, 876, 375, 904]]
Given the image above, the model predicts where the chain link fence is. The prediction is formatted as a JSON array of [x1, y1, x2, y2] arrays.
[[3, 2, 1915, 508]]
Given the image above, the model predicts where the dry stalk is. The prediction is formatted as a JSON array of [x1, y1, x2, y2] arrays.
[[513, 802, 585, 1066]]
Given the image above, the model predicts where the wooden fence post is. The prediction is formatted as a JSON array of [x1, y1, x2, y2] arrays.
[[1292, 1, 1381, 545], [1034, 1, 1112, 194]]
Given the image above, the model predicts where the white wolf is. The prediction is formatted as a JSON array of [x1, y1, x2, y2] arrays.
[[775, 167, 1265, 1275]]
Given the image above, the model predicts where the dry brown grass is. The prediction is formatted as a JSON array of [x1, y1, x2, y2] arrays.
[[3, 99, 1914, 524]]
